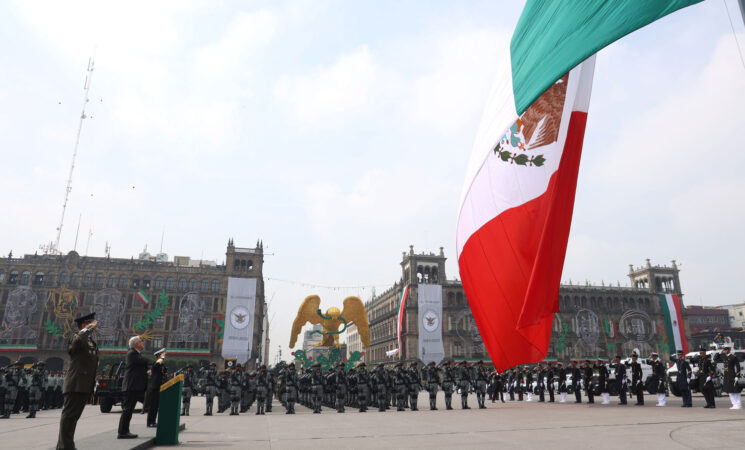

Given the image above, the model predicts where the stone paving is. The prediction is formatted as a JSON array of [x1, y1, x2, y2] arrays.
[[0, 392, 742, 449]]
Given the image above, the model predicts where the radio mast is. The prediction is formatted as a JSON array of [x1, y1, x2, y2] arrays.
[[50, 58, 95, 255]]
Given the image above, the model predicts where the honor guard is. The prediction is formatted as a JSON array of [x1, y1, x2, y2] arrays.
[[546, 362, 556, 403], [675, 349, 693, 407], [570, 361, 582, 403], [407, 362, 421, 411], [457, 361, 471, 409], [598, 359, 610, 405], [255, 365, 268, 415], [310, 363, 324, 413], [507, 368, 516, 401], [516, 367, 525, 401], [698, 347, 716, 408], [1, 361, 23, 419], [583, 360, 594, 404], [630, 353, 644, 406], [536, 364, 545, 402], [649, 352, 667, 406], [355, 362, 370, 412], [722, 343, 742, 409], [474, 360, 488, 409], [423, 362, 440, 410], [613, 356, 627, 405], [557, 362, 568, 403], [27, 363, 45, 418], [201, 362, 218, 415], [229, 365, 244, 415], [525, 366, 533, 402], [442, 361, 455, 409], [334, 362, 347, 413], [282, 362, 298, 414], [181, 365, 195, 416]]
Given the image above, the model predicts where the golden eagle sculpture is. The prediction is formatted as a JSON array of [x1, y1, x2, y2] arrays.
[[289, 295, 370, 349]]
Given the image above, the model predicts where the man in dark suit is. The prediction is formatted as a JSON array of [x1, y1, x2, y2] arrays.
[[118, 336, 148, 439], [147, 348, 168, 427], [56, 313, 98, 450]]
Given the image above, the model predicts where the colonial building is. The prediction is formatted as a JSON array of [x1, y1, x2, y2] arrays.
[[0, 239, 266, 370], [364, 248, 690, 366], [684, 305, 730, 334]]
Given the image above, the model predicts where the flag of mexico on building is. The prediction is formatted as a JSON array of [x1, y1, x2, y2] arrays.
[[456, 1, 702, 371]]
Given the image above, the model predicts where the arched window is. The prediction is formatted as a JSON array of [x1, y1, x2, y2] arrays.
[[59, 272, 68, 286], [234, 259, 240, 269], [189, 279, 198, 291], [132, 277, 140, 289], [0, 270, 4, 284], [211, 280, 219, 292], [178, 278, 187, 291], [95, 273, 104, 288], [33, 272, 44, 286], [247, 260, 254, 271], [143, 277, 151, 289], [118, 275, 128, 289], [83, 273, 93, 287], [8, 270, 19, 284], [155, 277, 164, 290], [45, 272, 56, 287], [201, 279, 209, 291], [107, 276, 116, 288], [70, 273, 80, 287], [20, 271, 31, 285], [166, 278, 175, 291]]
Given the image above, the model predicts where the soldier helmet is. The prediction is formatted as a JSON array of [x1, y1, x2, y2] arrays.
[[557, 362, 563, 367], [459, 361, 468, 365], [584, 360, 591, 364], [698, 345, 707, 352], [378, 363, 385, 368], [411, 361, 418, 366], [260, 364, 267, 370], [186, 365, 193, 369], [37, 361, 45, 366], [289, 362, 295, 368], [615, 355, 622, 360]]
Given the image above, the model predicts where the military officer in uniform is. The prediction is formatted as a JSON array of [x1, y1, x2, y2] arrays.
[[282, 362, 298, 414], [583, 360, 594, 404], [201, 362, 218, 415], [630, 353, 644, 406], [55, 313, 98, 450], [457, 361, 471, 409], [524, 366, 533, 402], [181, 365, 195, 416], [507, 368, 516, 401], [546, 362, 556, 403], [442, 361, 455, 409], [407, 362, 421, 411], [516, 367, 524, 401], [373, 363, 388, 412], [147, 348, 168, 427], [423, 361, 439, 410], [229, 364, 244, 415], [1, 361, 23, 419], [474, 360, 488, 409], [355, 362, 370, 412], [570, 361, 582, 403], [333, 362, 347, 413], [722, 343, 742, 409], [26, 362, 45, 418], [536, 364, 545, 402], [613, 355, 627, 405], [310, 362, 324, 413], [255, 365, 268, 415], [675, 349, 693, 407], [649, 352, 667, 407], [598, 359, 610, 405], [698, 348, 716, 408], [557, 362, 568, 403]]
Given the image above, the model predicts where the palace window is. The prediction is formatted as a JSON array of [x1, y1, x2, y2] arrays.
[[107, 276, 116, 288], [59, 272, 68, 285], [201, 279, 209, 292], [118, 276, 128, 289], [132, 278, 140, 289], [20, 271, 30, 285], [33, 272, 44, 286], [95, 274, 104, 288], [166, 278, 175, 291], [211, 280, 219, 292], [83, 273, 93, 287], [8, 271, 18, 284], [189, 279, 197, 291], [178, 279, 187, 291], [70, 273, 80, 287], [143, 277, 151, 289], [154, 315, 165, 328], [45, 272, 56, 286], [153, 337, 163, 349], [155, 277, 164, 290]]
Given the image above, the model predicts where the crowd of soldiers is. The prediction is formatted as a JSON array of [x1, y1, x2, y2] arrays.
[[180, 343, 742, 415], [1, 361, 65, 419]]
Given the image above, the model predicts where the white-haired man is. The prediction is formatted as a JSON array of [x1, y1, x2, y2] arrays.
[[118, 336, 148, 439]]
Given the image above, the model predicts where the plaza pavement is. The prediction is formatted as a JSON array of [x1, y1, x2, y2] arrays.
[[0, 392, 741, 450]]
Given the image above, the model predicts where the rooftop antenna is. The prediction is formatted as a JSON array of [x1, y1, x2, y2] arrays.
[[104, 242, 111, 258], [159, 229, 164, 253], [72, 213, 82, 252], [51, 57, 95, 255], [84, 224, 93, 256]]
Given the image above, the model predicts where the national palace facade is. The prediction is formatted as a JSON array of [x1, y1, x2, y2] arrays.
[[360, 246, 688, 366], [0, 239, 265, 370]]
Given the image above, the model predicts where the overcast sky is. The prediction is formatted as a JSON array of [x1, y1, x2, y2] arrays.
[[1, 1, 744, 364]]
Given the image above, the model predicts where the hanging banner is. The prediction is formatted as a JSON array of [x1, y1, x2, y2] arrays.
[[418, 284, 445, 364], [386, 285, 409, 357], [222, 277, 257, 363]]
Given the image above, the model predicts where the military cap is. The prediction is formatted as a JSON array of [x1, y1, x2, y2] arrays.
[[37, 361, 45, 366], [584, 360, 592, 364], [556, 362, 563, 366], [411, 361, 418, 366], [477, 360, 484, 365], [378, 363, 385, 368], [236, 364, 243, 369], [428, 361, 436, 366], [289, 362, 296, 368], [186, 365, 193, 369], [651, 352, 659, 357], [73, 312, 96, 326], [260, 364, 267, 369], [154, 348, 166, 356], [676, 349, 684, 354], [723, 343, 733, 350], [13, 360, 22, 366], [631, 353, 638, 358], [615, 355, 621, 359], [698, 345, 707, 352], [459, 360, 468, 365]]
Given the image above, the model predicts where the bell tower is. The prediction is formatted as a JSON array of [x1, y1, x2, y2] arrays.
[[401, 245, 447, 285]]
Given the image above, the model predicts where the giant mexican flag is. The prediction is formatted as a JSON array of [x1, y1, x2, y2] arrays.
[[659, 293, 689, 354], [456, 1, 702, 371]]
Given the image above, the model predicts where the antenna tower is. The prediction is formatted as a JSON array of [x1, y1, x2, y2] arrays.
[[50, 58, 95, 255]]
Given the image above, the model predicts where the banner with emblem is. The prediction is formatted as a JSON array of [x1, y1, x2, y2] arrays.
[[222, 277, 257, 363], [418, 284, 445, 364]]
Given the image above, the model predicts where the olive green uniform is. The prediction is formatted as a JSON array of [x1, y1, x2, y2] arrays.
[[56, 328, 99, 450]]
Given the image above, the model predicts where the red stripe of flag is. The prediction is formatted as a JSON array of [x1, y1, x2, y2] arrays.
[[671, 294, 689, 353]]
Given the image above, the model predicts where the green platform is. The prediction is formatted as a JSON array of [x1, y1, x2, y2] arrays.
[[155, 374, 183, 446]]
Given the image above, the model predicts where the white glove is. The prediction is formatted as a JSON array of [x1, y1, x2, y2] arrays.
[[706, 377, 711, 383], [687, 377, 691, 383]]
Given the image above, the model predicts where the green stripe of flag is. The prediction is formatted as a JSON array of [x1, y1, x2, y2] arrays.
[[658, 294, 676, 354], [510, 0, 703, 114]]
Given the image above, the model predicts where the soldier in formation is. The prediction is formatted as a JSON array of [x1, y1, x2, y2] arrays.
[[473, 360, 488, 408], [648, 352, 667, 407], [613, 355, 627, 405], [200, 362, 218, 416], [281, 362, 298, 414], [181, 365, 195, 416], [228, 364, 244, 415], [407, 362, 421, 411], [423, 361, 439, 410], [557, 362, 567, 403], [598, 359, 610, 405], [456, 361, 471, 409], [255, 365, 268, 415], [630, 353, 644, 406]]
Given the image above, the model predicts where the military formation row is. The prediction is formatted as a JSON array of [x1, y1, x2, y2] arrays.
[[1, 361, 65, 419]]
